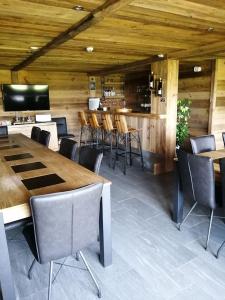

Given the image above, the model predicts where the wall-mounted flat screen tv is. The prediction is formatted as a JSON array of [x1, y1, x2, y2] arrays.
[[2, 84, 50, 111]]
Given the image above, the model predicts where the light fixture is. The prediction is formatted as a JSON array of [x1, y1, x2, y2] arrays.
[[157, 53, 164, 58], [11, 85, 28, 91], [86, 46, 94, 53], [194, 66, 202, 73], [30, 46, 39, 51], [73, 5, 84, 11], [208, 27, 214, 32]]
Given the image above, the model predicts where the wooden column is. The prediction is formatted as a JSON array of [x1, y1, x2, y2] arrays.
[[151, 59, 179, 172], [208, 58, 225, 149]]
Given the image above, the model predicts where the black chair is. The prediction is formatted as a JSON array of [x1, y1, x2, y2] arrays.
[[222, 132, 225, 147], [79, 146, 103, 175], [39, 130, 50, 147], [31, 126, 41, 142], [0, 125, 8, 137], [59, 138, 77, 161], [23, 183, 103, 300], [52, 117, 75, 140], [190, 134, 216, 154], [177, 150, 217, 250]]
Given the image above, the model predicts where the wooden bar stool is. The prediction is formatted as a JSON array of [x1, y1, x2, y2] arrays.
[[78, 111, 92, 146], [114, 114, 144, 175], [89, 113, 103, 148], [102, 113, 117, 167]]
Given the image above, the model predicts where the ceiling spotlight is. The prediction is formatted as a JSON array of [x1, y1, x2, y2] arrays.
[[208, 27, 214, 32], [30, 46, 39, 51], [157, 53, 164, 58], [86, 46, 94, 53], [194, 66, 202, 72], [73, 5, 84, 11]]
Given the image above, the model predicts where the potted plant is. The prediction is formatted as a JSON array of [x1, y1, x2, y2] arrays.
[[176, 98, 191, 148]]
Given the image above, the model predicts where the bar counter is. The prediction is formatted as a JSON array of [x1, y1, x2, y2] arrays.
[[86, 110, 167, 120]]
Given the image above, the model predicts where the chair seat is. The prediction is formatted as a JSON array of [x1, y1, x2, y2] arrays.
[[58, 133, 75, 139], [23, 224, 39, 261]]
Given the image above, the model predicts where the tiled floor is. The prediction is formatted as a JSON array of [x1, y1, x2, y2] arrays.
[[7, 157, 225, 300]]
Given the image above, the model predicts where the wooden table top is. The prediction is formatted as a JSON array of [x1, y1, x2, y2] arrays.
[[0, 134, 110, 224], [198, 149, 225, 160]]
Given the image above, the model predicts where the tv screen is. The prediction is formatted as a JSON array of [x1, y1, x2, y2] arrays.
[[2, 84, 50, 111]]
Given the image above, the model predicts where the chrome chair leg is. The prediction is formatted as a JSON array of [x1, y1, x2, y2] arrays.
[[178, 201, 197, 231], [48, 261, 53, 300], [217, 240, 225, 258], [28, 259, 36, 279], [205, 209, 214, 251], [79, 251, 102, 298]]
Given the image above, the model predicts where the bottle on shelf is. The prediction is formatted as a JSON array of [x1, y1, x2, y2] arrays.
[[149, 71, 154, 89], [157, 78, 163, 96]]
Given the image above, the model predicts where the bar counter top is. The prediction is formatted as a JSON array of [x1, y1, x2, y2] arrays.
[[86, 110, 167, 120]]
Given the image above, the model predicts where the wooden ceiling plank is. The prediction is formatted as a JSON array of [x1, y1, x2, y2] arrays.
[[12, 0, 133, 71]]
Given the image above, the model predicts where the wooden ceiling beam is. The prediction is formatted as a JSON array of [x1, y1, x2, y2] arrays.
[[12, 0, 133, 71], [88, 56, 165, 75]]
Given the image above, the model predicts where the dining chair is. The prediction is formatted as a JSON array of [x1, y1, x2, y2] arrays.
[[190, 134, 216, 154], [177, 150, 217, 250], [39, 130, 51, 147], [23, 183, 103, 300], [52, 117, 75, 141], [31, 126, 41, 142], [0, 125, 8, 137], [79, 146, 103, 175], [59, 138, 77, 161]]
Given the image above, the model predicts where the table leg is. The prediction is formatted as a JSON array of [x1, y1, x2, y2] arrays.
[[172, 162, 184, 224], [0, 213, 16, 300], [99, 183, 112, 267]]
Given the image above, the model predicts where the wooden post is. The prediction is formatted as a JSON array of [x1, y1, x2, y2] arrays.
[[151, 59, 179, 172]]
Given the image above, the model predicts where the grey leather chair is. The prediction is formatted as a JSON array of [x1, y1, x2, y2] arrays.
[[31, 126, 41, 142], [222, 132, 225, 148], [52, 117, 75, 140], [0, 125, 8, 137], [59, 138, 77, 161], [23, 183, 103, 300], [79, 146, 103, 175], [39, 130, 50, 147], [177, 150, 217, 250], [190, 134, 216, 154]]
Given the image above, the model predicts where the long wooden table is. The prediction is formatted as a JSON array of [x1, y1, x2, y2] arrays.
[[173, 149, 224, 224], [0, 134, 112, 300]]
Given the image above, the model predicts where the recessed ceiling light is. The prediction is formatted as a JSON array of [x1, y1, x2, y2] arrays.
[[208, 27, 214, 32], [86, 46, 94, 53], [30, 46, 39, 51], [73, 5, 84, 11], [194, 66, 202, 72], [157, 53, 164, 58]]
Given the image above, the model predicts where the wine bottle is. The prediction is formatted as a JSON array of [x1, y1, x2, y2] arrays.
[[157, 78, 162, 96], [149, 71, 154, 89]]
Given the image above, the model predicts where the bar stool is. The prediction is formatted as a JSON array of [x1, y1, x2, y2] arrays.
[[114, 114, 144, 175], [78, 111, 92, 146], [89, 113, 103, 148], [102, 113, 117, 167]]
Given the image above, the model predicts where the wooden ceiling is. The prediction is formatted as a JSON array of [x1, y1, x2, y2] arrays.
[[1, 0, 225, 73]]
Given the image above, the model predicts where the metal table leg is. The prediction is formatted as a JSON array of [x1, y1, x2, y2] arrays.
[[99, 183, 112, 267], [172, 162, 184, 224], [0, 212, 16, 300]]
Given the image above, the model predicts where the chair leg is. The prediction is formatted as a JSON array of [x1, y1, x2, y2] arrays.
[[217, 240, 225, 258], [205, 209, 214, 251], [79, 251, 102, 298], [28, 258, 36, 279], [178, 201, 197, 231], [48, 261, 53, 300]]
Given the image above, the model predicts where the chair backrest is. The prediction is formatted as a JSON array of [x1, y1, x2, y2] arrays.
[[176, 149, 195, 203], [102, 114, 114, 132], [89, 113, 100, 129], [31, 126, 41, 142], [190, 135, 216, 154], [52, 117, 68, 137], [59, 138, 77, 161], [78, 111, 88, 126], [222, 132, 225, 148], [30, 183, 103, 264], [114, 115, 128, 134], [39, 130, 50, 147], [0, 126, 8, 137], [188, 153, 216, 209], [79, 146, 103, 175]]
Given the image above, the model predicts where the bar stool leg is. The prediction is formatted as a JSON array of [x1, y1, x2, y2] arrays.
[[129, 132, 132, 166], [80, 126, 83, 146], [124, 133, 128, 175], [138, 132, 144, 169]]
